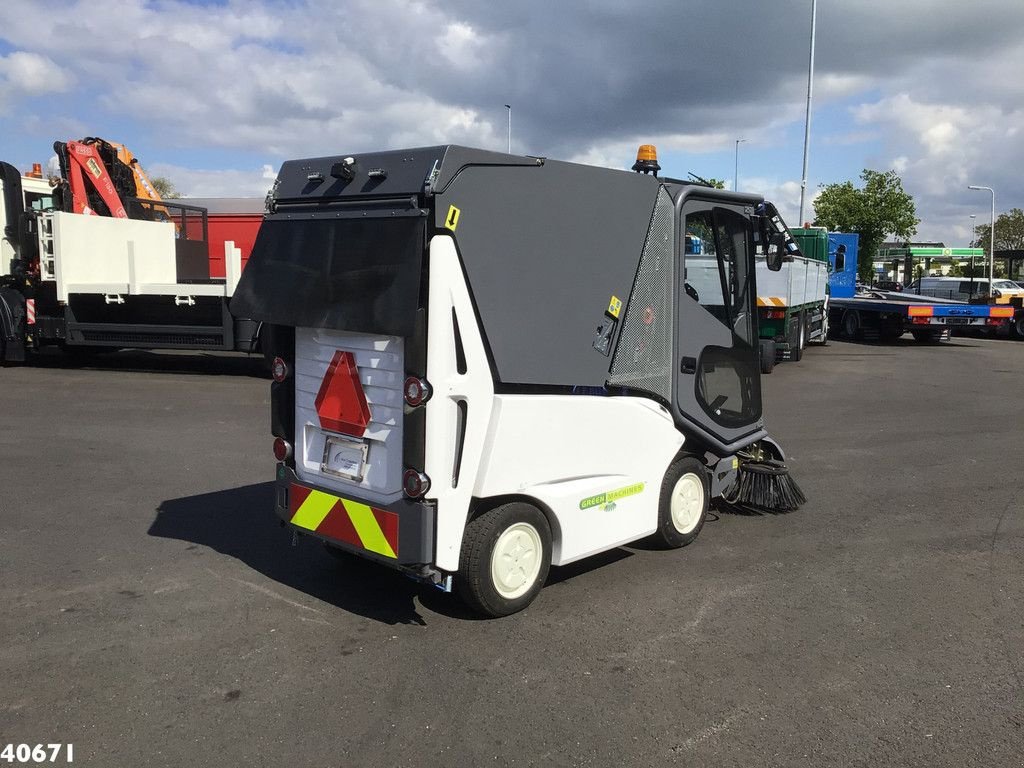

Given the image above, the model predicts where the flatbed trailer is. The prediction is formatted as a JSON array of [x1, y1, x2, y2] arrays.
[[829, 291, 1012, 343], [1, 161, 265, 363]]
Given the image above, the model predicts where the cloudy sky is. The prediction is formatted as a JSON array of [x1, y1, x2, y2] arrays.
[[1, 0, 1021, 246]]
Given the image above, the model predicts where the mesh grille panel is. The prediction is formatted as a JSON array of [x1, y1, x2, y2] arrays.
[[609, 188, 674, 399], [80, 330, 225, 347]]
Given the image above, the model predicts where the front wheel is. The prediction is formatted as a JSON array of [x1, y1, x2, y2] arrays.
[[457, 502, 552, 617], [652, 457, 708, 549]]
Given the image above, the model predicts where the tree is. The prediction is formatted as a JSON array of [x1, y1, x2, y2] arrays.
[[813, 169, 919, 282], [704, 178, 726, 190], [971, 208, 1024, 256], [150, 176, 183, 199]]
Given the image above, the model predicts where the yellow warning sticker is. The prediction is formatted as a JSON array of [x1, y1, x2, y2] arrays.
[[445, 205, 461, 231], [607, 295, 622, 319]]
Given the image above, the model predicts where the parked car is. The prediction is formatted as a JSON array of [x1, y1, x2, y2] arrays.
[[872, 280, 904, 292], [904, 276, 1024, 303]]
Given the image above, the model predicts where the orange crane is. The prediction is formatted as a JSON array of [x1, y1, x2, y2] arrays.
[[53, 137, 167, 220]]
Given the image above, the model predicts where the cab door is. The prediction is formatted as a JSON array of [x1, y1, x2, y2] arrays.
[[674, 199, 763, 450]]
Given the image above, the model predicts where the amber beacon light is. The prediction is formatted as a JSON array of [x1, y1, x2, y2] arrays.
[[632, 144, 661, 175]]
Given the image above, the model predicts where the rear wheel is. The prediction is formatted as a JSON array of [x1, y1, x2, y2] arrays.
[[457, 502, 552, 617], [841, 309, 861, 340], [1011, 314, 1024, 340], [759, 341, 776, 374], [652, 457, 708, 549]]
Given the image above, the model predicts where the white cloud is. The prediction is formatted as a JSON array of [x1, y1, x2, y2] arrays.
[[0, 51, 73, 106], [145, 163, 274, 198], [435, 21, 486, 69]]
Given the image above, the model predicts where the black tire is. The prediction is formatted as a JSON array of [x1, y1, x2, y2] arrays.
[[1011, 314, 1024, 340], [760, 341, 776, 374], [652, 457, 708, 549], [841, 309, 861, 340], [788, 315, 804, 362], [457, 502, 551, 617]]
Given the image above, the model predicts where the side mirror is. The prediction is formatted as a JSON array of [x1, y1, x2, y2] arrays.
[[765, 233, 785, 271], [756, 212, 785, 271]]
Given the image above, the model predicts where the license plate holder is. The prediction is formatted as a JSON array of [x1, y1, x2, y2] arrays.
[[321, 434, 368, 481]]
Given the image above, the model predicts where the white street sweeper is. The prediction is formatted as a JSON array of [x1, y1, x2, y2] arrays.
[[231, 144, 805, 617]]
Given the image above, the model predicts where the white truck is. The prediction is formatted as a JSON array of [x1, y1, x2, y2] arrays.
[[232, 144, 806, 617], [0, 141, 261, 364]]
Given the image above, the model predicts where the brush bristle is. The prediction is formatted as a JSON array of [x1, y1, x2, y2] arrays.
[[722, 459, 806, 514]]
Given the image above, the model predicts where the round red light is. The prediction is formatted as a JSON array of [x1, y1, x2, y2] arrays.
[[273, 437, 292, 462], [404, 376, 432, 407], [272, 357, 289, 383], [403, 468, 431, 498]]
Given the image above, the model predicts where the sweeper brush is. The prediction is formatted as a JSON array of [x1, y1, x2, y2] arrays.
[[722, 457, 806, 514]]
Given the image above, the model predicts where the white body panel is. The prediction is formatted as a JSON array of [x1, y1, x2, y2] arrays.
[[294, 328, 405, 505], [423, 235, 497, 571], [757, 255, 827, 308], [1, 176, 57, 278], [424, 235, 685, 571], [475, 395, 683, 566], [51, 211, 176, 302], [42, 211, 241, 302]]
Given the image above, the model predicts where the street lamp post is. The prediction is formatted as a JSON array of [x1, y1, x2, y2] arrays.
[[968, 185, 995, 289], [969, 214, 977, 292], [734, 138, 746, 191], [504, 104, 511, 153], [798, 0, 818, 226]]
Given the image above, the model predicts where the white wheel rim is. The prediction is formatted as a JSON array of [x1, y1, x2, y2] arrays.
[[670, 473, 704, 534], [490, 522, 543, 600]]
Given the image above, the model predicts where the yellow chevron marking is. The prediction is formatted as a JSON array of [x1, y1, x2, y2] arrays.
[[757, 297, 788, 308], [291, 490, 336, 531], [343, 500, 397, 559]]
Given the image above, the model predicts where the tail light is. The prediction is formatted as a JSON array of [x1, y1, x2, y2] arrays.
[[911, 317, 930, 325], [763, 309, 786, 320], [404, 376, 432, 407], [273, 437, 292, 462], [271, 357, 289, 383], [403, 469, 431, 498], [986, 318, 1003, 326]]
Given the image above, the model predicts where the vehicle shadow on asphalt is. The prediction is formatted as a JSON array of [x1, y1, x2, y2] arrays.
[[151, 483, 646, 625], [150, 482, 449, 625]]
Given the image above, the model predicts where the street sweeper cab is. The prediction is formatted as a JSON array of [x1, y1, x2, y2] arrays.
[[231, 144, 804, 617]]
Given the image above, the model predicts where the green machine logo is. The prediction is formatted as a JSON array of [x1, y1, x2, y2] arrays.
[[579, 482, 645, 511]]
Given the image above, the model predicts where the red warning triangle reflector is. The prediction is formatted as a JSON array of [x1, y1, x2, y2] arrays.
[[315, 350, 371, 436]]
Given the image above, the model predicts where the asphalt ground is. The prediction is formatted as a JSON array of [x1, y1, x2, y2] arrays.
[[1, 339, 1021, 768]]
